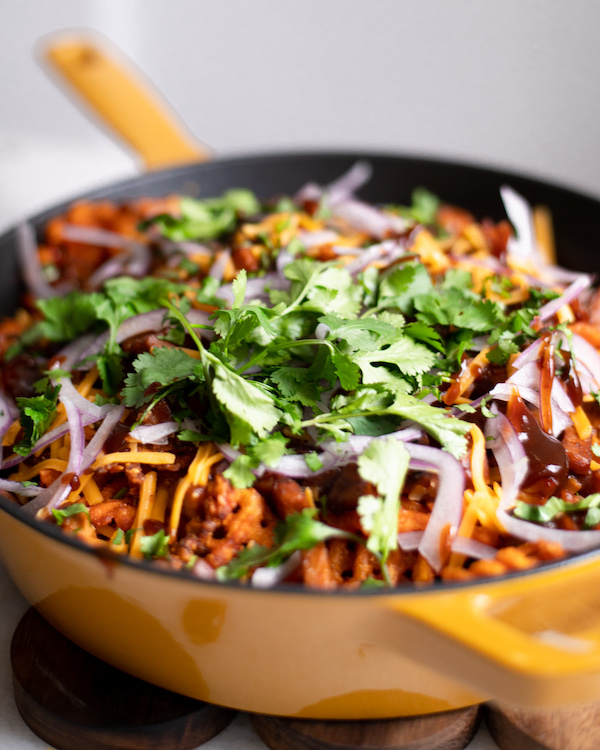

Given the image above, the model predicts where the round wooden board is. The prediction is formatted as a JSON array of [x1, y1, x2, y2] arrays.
[[10, 607, 237, 750], [251, 704, 481, 750], [485, 701, 600, 750]]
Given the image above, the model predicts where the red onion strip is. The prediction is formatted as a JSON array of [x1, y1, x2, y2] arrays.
[[0, 478, 43, 497], [397, 530, 424, 551], [497, 510, 600, 553], [537, 276, 592, 323], [129, 421, 179, 446], [405, 443, 465, 572], [251, 551, 302, 588], [451, 536, 498, 560], [16, 223, 70, 300], [500, 186, 539, 261], [484, 405, 528, 512], [208, 249, 231, 281]]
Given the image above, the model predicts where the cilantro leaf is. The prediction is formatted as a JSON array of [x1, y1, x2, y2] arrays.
[[318, 314, 399, 352], [377, 262, 433, 314], [139, 528, 171, 558], [211, 362, 281, 446], [122, 348, 201, 408], [14, 383, 61, 456], [357, 437, 410, 561], [354, 336, 438, 385], [51, 502, 90, 525], [407, 187, 441, 225], [35, 292, 104, 342], [143, 190, 261, 242], [216, 508, 355, 580], [280, 258, 363, 318], [223, 454, 256, 489], [514, 494, 600, 530]]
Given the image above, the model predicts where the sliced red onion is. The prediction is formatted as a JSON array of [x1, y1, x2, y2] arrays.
[[294, 182, 323, 205], [0, 390, 18, 468], [510, 338, 545, 371], [449, 252, 509, 276], [218, 427, 424, 482], [191, 558, 217, 581], [298, 230, 340, 248], [397, 530, 424, 551], [78, 308, 213, 368], [55, 332, 99, 372], [54, 377, 114, 422], [80, 405, 124, 469], [0, 390, 18, 438], [129, 421, 179, 445], [179, 416, 204, 434], [159, 239, 213, 258], [1, 409, 114, 470], [500, 186, 539, 261], [295, 161, 372, 206], [276, 250, 295, 274], [59, 224, 139, 250], [451, 536, 498, 560], [208, 249, 231, 281], [60, 225, 152, 285], [22, 405, 124, 516], [344, 240, 405, 275], [489, 382, 573, 437], [497, 509, 600, 553], [325, 161, 373, 205], [251, 551, 302, 587], [506, 361, 540, 389], [23, 390, 86, 514], [0, 478, 43, 497], [545, 265, 594, 285], [507, 361, 577, 416], [330, 246, 362, 257], [16, 223, 71, 299], [122, 243, 151, 279], [403, 443, 465, 572], [568, 332, 600, 391], [266, 453, 337, 479], [484, 404, 528, 512], [86, 257, 130, 289], [332, 201, 396, 240], [537, 275, 592, 322]]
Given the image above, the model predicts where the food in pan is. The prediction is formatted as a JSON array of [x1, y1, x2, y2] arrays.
[[1, 162, 600, 589]]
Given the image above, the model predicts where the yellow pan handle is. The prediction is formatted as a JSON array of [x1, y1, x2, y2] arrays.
[[42, 33, 211, 170], [386, 556, 600, 707]]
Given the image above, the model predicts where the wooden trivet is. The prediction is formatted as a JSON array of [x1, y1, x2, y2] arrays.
[[10, 607, 236, 750], [251, 704, 481, 750], [485, 701, 600, 750]]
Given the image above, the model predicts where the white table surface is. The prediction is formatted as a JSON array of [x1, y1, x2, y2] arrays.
[[0, 136, 501, 749]]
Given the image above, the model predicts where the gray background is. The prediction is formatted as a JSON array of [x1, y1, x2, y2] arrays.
[[0, 0, 599, 231]]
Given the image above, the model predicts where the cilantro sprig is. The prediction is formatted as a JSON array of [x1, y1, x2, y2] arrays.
[[514, 494, 600, 530], [216, 508, 357, 581], [14, 381, 61, 457]]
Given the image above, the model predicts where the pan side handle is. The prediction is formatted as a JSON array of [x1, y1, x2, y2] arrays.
[[383, 556, 600, 708], [42, 32, 210, 170]]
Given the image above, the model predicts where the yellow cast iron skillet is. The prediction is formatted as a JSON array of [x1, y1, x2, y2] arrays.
[[1, 33, 600, 720]]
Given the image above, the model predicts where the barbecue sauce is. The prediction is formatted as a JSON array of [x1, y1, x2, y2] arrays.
[[506, 392, 568, 493], [558, 351, 584, 408], [539, 333, 555, 434], [103, 422, 130, 454]]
